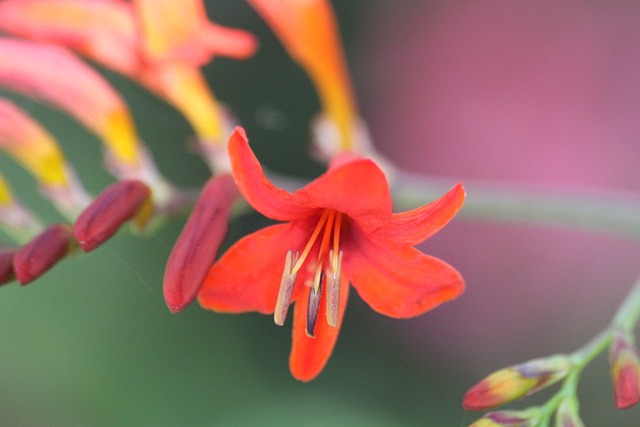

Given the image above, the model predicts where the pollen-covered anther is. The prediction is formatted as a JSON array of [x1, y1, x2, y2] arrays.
[[274, 249, 299, 326], [325, 249, 343, 327], [306, 273, 323, 338]]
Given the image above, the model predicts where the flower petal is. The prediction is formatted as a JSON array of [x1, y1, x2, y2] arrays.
[[294, 158, 392, 230], [289, 278, 349, 381], [248, 0, 356, 150], [133, 0, 256, 65], [343, 225, 464, 318], [228, 127, 314, 221], [0, 38, 141, 168], [377, 183, 465, 246], [0, 0, 138, 74], [199, 220, 312, 314]]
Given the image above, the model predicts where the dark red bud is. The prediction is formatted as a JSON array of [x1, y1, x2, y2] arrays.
[[14, 224, 74, 285], [163, 174, 237, 313], [0, 248, 15, 285], [73, 180, 151, 251]]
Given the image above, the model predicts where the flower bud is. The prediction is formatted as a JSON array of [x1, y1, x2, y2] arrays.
[[463, 355, 571, 410], [609, 330, 640, 409], [470, 409, 540, 427], [13, 224, 75, 285], [163, 174, 237, 313], [73, 180, 152, 252]]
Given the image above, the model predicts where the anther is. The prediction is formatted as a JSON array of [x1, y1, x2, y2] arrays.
[[325, 249, 343, 327], [306, 274, 323, 337], [274, 249, 299, 326]]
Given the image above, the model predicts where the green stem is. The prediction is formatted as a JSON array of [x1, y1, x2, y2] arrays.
[[392, 172, 640, 239], [611, 275, 640, 331]]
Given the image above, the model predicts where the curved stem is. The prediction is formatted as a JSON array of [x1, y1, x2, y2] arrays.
[[392, 171, 640, 240]]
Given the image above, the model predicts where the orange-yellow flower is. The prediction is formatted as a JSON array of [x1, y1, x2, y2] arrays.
[[198, 128, 465, 381], [248, 0, 360, 154]]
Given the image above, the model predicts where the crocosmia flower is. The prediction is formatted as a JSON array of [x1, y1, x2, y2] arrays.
[[198, 127, 465, 381]]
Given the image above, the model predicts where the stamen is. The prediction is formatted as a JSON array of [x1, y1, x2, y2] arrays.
[[326, 250, 343, 327], [274, 249, 299, 326], [306, 273, 323, 338], [291, 209, 331, 275], [332, 213, 342, 271]]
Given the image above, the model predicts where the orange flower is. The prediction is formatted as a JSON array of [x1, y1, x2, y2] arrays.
[[198, 128, 465, 381], [248, 0, 360, 154]]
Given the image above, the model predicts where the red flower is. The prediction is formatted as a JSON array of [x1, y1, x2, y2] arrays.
[[198, 127, 465, 381]]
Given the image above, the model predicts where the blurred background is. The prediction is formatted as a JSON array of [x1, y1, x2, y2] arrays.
[[1, 0, 640, 425]]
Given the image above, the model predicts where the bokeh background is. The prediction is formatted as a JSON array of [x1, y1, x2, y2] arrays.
[[1, 0, 640, 425]]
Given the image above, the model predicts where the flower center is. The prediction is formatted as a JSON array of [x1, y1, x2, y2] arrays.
[[274, 208, 344, 337]]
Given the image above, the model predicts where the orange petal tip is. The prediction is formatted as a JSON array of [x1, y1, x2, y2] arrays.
[[73, 180, 152, 252], [163, 174, 237, 313], [13, 224, 74, 285]]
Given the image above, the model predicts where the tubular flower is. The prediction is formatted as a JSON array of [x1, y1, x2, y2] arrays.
[[248, 0, 368, 158], [0, 0, 257, 169], [198, 128, 465, 381], [0, 98, 90, 218]]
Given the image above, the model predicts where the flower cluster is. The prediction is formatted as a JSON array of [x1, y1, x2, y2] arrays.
[[0, 0, 465, 381]]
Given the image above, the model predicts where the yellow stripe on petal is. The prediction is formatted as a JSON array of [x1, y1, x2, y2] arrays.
[[140, 63, 226, 145], [0, 174, 13, 206], [0, 99, 69, 187], [249, 0, 357, 150], [0, 38, 141, 169]]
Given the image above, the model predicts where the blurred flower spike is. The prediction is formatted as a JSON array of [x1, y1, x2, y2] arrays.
[[198, 128, 465, 381], [0, 0, 253, 285], [609, 330, 640, 410], [0, 0, 258, 171], [248, 0, 377, 162], [463, 355, 572, 411], [469, 409, 541, 427]]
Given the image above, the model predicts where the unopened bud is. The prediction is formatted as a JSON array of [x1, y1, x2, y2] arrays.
[[163, 174, 237, 313], [73, 180, 152, 251], [13, 224, 75, 285], [609, 330, 640, 409], [463, 355, 571, 411]]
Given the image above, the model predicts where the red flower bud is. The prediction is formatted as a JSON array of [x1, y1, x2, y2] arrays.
[[609, 330, 640, 409], [0, 247, 15, 284], [73, 180, 152, 251], [163, 174, 237, 313], [13, 224, 74, 285]]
